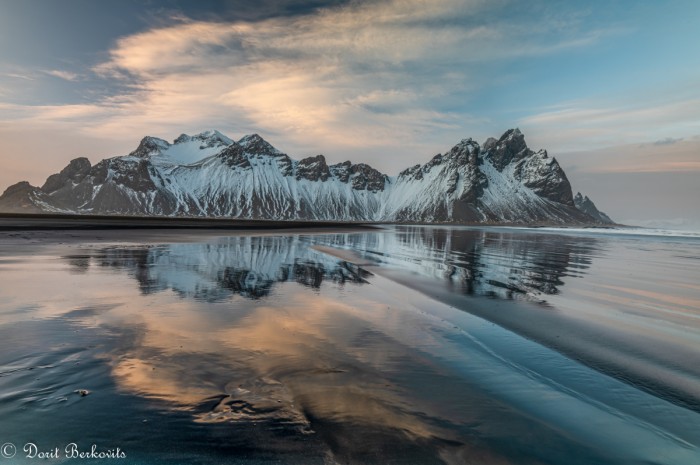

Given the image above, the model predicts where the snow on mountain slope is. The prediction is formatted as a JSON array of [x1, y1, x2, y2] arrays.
[[162, 139, 385, 220], [380, 138, 484, 222], [135, 130, 234, 166], [90, 235, 368, 301], [478, 159, 584, 224], [0, 128, 612, 225]]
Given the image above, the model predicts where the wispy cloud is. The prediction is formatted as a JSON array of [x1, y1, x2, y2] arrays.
[[2, 0, 698, 223], [1, 0, 662, 194], [553, 138, 700, 175], [652, 137, 684, 146], [1, 72, 35, 81], [44, 69, 81, 81], [519, 98, 700, 153], [6, 0, 616, 157]]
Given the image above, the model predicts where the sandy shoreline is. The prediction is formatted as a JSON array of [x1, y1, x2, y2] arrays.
[[0, 212, 380, 231], [0, 216, 379, 254], [0, 212, 625, 230]]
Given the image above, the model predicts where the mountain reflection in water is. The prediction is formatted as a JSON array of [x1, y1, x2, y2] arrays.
[[79, 236, 371, 300], [323, 226, 598, 299], [1, 227, 698, 464], [68, 227, 597, 303]]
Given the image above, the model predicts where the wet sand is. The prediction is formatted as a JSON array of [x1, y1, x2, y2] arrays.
[[314, 234, 700, 413], [0, 212, 623, 231], [0, 212, 379, 230], [0, 212, 378, 259], [1, 227, 699, 464]]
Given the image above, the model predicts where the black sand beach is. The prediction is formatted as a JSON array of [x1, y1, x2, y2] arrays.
[[1, 223, 698, 464], [0, 212, 377, 231]]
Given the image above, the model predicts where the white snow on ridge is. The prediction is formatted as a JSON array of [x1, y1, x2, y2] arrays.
[[160, 153, 385, 220], [479, 160, 548, 222], [145, 130, 235, 166], [158, 140, 227, 166], [21, 129, 601, 224]]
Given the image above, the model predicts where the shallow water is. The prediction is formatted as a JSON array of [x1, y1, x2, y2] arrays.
[[0, 226, 699, 464]]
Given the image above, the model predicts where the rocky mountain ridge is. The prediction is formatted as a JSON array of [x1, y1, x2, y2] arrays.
[[574, 192, 613, 224], [0, 129, 613, 224]]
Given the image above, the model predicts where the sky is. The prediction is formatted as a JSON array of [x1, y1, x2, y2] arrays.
[[0, 0, 698, 227]]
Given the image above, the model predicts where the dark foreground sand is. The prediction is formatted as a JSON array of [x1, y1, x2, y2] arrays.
[[0, 213, 377, 255], [0, 212, 376, 231]]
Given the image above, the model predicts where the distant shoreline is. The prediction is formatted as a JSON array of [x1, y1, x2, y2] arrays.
[[0, 212, 621, 231], [0, 212, 377, 231]]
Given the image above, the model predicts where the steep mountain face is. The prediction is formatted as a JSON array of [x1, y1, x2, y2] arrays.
[[380, 138, 486, 222], [0, 129, 613, 224], [574, 192, 614, 224]]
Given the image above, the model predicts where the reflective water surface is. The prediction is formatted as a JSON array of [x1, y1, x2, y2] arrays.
[[0, 226, 699, 464]]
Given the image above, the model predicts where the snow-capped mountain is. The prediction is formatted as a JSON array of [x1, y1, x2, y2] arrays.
[[0, 128, 613, 224]]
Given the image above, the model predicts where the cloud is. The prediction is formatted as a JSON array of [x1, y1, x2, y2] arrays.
[[0, 102, 112, 124], [652, 137, 684, 146], [8, 0, 616, 149], [44, 69, 81, 81], [1, 72, 35, 81], [0, 0, 634, 191], [552, 138, 700, 175], [519, 98, 700, 154]]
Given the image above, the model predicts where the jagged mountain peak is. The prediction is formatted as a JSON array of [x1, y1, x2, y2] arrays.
[[42, 157, 92, 193], [2, 180, 34, 197], [328, 161, 388, 192], [511, 149, 574, 206], [174, 130, 234, 147], [0, 181, 47, 213], [443, 138, 481, 165], [0, 128, 614, 225], [574, 192, 613, 224], [238, 133, 281, 156], [396, 138, 481, 183], [330, 160, 352, 169], [485, 128, 530, 171], [296, 154, 331, 181], [197, 129, 233, 143], [482, 137, 498, 151], [131, 130, 236, 166], [130, 136, 171, 158], [456, 137, 478, 148], [301, 153, 327, 164], [504, 127, 523, 138]]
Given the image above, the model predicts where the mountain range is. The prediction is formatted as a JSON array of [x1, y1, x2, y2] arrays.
[[0, 128, 612, 225]]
